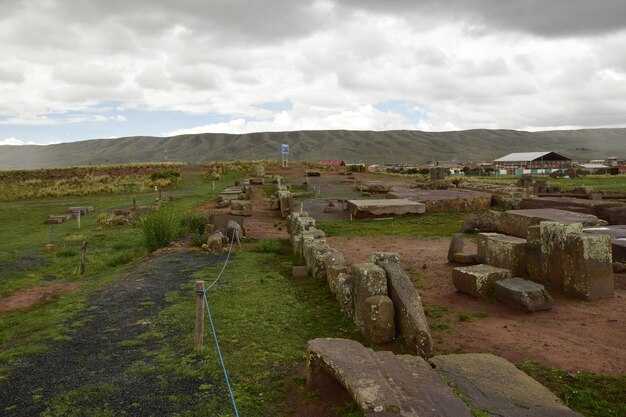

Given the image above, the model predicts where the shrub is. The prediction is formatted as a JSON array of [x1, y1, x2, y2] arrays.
[[179, 212, 209, 235], [150, 170, 180, 182], [140, 208, 180, 251], [252, 239, 287, 255]]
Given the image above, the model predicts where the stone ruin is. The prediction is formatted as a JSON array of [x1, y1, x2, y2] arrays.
[[286, 211, 433, 357], [450, 212, 615, 308], [45, 206, 94, 224]]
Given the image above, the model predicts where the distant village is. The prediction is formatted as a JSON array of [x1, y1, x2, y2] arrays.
[[318, 151, 626, 176]]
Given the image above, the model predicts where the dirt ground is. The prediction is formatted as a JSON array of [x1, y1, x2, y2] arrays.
[[0, 283, 80, 312]]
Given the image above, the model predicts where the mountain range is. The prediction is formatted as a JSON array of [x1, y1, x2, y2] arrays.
[[1, 128, 625, 170]]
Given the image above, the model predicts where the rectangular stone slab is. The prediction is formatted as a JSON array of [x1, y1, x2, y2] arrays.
[[584, 225, 626, 262], [494, 277, 554, 312], [453, 264, 512, 298], [520, 196, 623, 216], [430, 353, 583, 417], [498, 208, 607, 238], [347, 199, 425, 218], [388, 188, 492, 212]]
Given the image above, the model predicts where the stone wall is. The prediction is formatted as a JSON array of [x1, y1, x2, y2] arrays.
[[286, 212, 433, 356]]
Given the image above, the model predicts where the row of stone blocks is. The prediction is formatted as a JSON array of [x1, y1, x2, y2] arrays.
[[287, 211, 433, 357], [271, 175, 294, 218]]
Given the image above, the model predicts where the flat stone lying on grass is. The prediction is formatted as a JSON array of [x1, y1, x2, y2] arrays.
[[430, 353, 583, 417], [452, 264, 512, 299], [307, 338, 472, 417], [347, 199, 425, 218], [388, 188, 492, 213], [494, 277, 554, 312]]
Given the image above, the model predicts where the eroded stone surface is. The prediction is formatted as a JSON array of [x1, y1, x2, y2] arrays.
[[498, 208, 606, 238], [352, 263, 388, 328], [430, 353, 583, 417], [483, 234, 527, 276], [388, 188, 492, 213], [562, 233, 614, 300], [494, 277, 554, 312], [307, 338, 472, 417], [452, 264, 512, 299], [447, 233, 464, 262], [360, 295, 395, 344], [347, 199, 426, 218]]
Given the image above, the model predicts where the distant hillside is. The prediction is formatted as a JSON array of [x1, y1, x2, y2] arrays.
[[1, 128, 625, 170]]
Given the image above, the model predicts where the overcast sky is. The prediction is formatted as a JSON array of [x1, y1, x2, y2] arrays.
[[1, 0, 625, 146]]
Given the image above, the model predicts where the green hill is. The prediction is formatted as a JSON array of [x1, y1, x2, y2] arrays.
[[1, 128, 624, 170]]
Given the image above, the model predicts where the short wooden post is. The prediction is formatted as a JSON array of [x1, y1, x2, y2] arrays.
[[212, 181, 215, 191], [77, 210, 81, 229], [80, 241, 87, 274], [194, 280, 205, 349]]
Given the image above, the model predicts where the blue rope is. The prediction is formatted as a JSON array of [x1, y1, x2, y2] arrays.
[[203, 292, 240, 417]]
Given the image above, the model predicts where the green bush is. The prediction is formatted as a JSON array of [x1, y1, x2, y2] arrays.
[[179, 212, 208, 235], [150, 170, 180, 182], [140, 208, 180, 251]]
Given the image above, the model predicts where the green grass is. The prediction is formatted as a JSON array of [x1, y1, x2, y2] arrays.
[[463, 174, 626, 193], [317, 212, 465, 238], [123, 240, 361, 416], [0, 165, 237, 377], [518, 361, 626, 417]]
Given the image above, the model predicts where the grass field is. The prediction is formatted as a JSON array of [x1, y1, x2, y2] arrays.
[[463, 174, 626, 193]]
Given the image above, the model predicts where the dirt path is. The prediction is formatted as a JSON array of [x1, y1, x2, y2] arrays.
[[0, 251, 230, 416], [328, 236, 626, 374]]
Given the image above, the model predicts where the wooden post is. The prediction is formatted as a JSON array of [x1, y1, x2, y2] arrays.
[[194, 280, 205, 349], [80, 241, 87, 274], [77, 210, 81, 229], [212, 180, 215, 191]]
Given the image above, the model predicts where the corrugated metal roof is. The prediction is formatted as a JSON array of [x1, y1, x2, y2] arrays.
[[579, 163, 609, 169], [494, 151, 553, 162]]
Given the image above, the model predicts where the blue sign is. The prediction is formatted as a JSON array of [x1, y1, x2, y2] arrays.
[[281, 144, 289, 154]]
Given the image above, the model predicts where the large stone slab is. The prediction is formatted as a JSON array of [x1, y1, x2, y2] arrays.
[[352, 263, 388, 328], [452, 264, 512, 299], [388, 188, 492, 212], [494, 277, 554, 312], [483, 234, 527, 276], [430, 353, 583, 417], [307, 338, 473, 417], [584, 225, 626, 263], [209, 214, 245, 236], [562, 233, 614, 300], [520, 196, 623, 217], [378, 260, 434, 357], [360, 295, 396, 344], [498, 208, 607, 238], [347, 199, 425, 218], [540, 222, 584, 289]]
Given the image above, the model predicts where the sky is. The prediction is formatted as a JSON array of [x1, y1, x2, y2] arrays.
[[1, 0, 625, 146]]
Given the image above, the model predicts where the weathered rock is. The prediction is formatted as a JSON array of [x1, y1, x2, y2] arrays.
[[307, 338, 473, 417], [203, 223, 214, 235], [335, 273, 355, 319], [303, 238, 328, 272], [324, 249, 346, 294], [525, 225, 544, 281], [583, 225, 626, 263], [498, 208, 606, 238], [540, 222, 584, 289], [452, 253, 478, 264], [494, 277, 554, 311], [210, 214, 245, 236], [430, 353, 583, 417], [452, 264, 512, 299], [226, 220, 243, 243], [229, 199, 252, 216], [249, 177, 264, 185], [278, 190, 293, 218], [371, 252, 401, 266], [388, 188, 492, 213], [204, 231, 226, 251], [376, 259, 434, 357], [254, 164, 265, 177], [311, 244, 333, 280], [352, 263, 388, 328], [360, 296, 396, 344], [562, 233, 614, 300], [461, 210, 502, 233], [447, 233, 464, 262], [483, 234, 527, 276], [270, 194, 280, 211], [614, 262, 626, 273], [476, 232, 504, 263], [347, 199, 425, 218]]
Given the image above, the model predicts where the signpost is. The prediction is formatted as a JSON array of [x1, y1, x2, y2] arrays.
[[281, 144, 289, 167]]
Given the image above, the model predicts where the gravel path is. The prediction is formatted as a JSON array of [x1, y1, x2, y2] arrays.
[[0, 250, 227, 416]]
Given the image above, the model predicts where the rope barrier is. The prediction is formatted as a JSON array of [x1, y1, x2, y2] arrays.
[[200, 228, 240, 416]]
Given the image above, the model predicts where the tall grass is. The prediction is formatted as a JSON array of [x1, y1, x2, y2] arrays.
[[140, 208, 180, 251]]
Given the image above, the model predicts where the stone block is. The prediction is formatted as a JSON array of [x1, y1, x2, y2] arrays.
[[311, 244, 333, 280], [494, 277, 554, 312], [377, 260, 434, 358], [229, 199, 252, 216], [370, 252, 401, 266], [249, 177, 264, 185], [430, 353, 583, 417], [526, 225, 544, 281], [360, 295, 396, 344], [324, 249, 346, 294], [498, 208, 606, 238], [210, 214, 245, 236], [452, 253, 478, 264], [540, 222, 583, 289], [447, 233, 464, 262], [562, 233, 614, 300], [476, 232, 504, 263], [483, 234, 527, 276], [347, 199, 425, 218], [461, 210, 502, 233], [292, 266, 309, 278], [303, 239, 328, 271], [203, 223, 214, 235], [352, 263, 387, 328], [452, 264, 512, 298], [335, 273, 355, 319]]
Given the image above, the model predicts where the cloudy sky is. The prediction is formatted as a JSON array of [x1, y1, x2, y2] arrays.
[[1, 0, 625, 146]]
